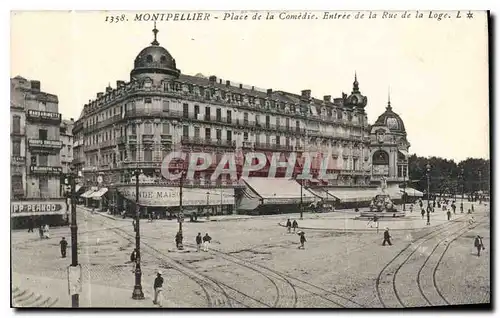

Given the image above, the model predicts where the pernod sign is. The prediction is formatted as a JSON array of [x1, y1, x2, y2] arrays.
[[11, 200, 65, 217]]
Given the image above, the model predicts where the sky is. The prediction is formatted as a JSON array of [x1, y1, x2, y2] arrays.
[[10, 10, 490, 162]]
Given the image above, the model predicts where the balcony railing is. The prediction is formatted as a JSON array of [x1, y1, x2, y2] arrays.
[[142, 134, 155, 143]]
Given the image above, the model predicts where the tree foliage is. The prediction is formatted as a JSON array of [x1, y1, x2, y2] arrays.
[[407, 155, 490, 196]]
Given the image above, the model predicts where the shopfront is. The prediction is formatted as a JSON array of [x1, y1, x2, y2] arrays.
[[11, 199, 67, 229]]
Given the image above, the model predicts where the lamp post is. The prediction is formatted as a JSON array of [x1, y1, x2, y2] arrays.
[[178, 170, 185, 233], [460, 168, 464, 204], [67, 168, 80, 307], [402, 164, 407, 212], [206, 191, 210, 220], [426, 163, 431, 212], [300, 179, 303, 220], [132, 167, 144, 300]]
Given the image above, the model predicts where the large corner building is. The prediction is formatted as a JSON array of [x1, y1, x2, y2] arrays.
[[73, 25, 418, 217]]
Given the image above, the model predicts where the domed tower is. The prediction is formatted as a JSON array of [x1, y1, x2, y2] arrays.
[[369, 93, 411, 193], [130, 23, 181, 83], [344, 72, 368, 110]]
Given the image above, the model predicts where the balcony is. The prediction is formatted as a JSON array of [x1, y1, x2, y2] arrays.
[[160, 134, 172, 143], [26, 109, 61, 124], [11, 156, 25, 165], [83, 144, 100, 152], [28, 139, 62, 152], [100, 139, 116, 148], [128, 135, 137, 144], [29, 165, 63, 175], [142, 134, 155, 144]]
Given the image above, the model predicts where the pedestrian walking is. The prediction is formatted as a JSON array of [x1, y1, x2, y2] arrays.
[[286, 219, 292, 233], [426, 211, 431, 226], [447, 209, 451, 221], [153, 271, 164, 307], [292, 220, 298, 233], [474, 235, 485, 257], [382, 227, 392, 246], [298, 231, 306, 249], [195, 233, 202, 252], [43, 224, 50, 239], [203, 233, 212, 252], [59, 237, 68, 258], [460, 202, 464, 213], [38, 225, 44, 240], [175, 231, 183, 249], [130, 248, 139, 272], [409, 204, 413, 213], [27, 217, 34, 233], [421, 208, 425, 219], [452, 203, 456, 214], [471, 204, 475, 213]]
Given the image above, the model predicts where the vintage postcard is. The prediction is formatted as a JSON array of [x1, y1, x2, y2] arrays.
[[10, 10, 490, 309]]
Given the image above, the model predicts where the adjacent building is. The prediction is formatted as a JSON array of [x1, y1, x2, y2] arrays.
[[10, 76, 66, 227], [73, 25, 415, 216]]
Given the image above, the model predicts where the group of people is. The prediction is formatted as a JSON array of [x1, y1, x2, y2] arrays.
[[285, 219, 306, 249]]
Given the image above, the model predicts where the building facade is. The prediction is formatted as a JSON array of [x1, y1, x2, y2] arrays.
[[74, 26, 410, 215], [60, 119, 74, 174], [10, 76, 66, 226]]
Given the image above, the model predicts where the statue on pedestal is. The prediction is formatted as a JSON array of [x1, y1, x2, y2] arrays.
[[380, 176, 388, 194]]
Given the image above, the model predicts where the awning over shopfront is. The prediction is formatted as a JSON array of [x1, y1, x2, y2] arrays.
[[242, 177, 319, 205], [325, 188, 380, 203], [90, 188, 109, 200], [398, 149, 409, 157], [307, 188, 337, 201], [80, 190, 95, 198], [117, 186, 235, 207], [402, 187, 424, 197]]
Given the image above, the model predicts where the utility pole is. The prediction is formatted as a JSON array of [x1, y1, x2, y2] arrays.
[[69, 170, 79, 307], [179, 171, 184, 232], [132, 168, 144, 300], [300, 179, 303, 220]]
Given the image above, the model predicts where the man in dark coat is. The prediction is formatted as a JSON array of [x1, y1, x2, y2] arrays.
[[59, 237, 68, 258], [203, 233, 212, 252], [474, 235, 485, 257], [292, 220, 298, 233], [421, 208, 425, 219], [426, 210, 431, 226], [130, 248, 139, 272], [447, 209, 451, 221], [153, 271, 164, 306], [460, 202, 464, 213], [286, 219, 292, 233], [382, 228, 392, 246], [196, 233, 202, 252]]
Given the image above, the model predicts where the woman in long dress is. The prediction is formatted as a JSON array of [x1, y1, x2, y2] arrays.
[[43, 224, 50, 239]]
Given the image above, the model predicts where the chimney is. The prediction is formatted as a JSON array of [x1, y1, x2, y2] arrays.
[[267, 89, 273, 96], [30, 80, 41, 92], [219, 79, 222, 84], [251, 86, 255, 91], [116, 80, 125, 87], [209, 75, 217, 82], [239, 84, 243, 89], [106, 86, 112, 93], [301, 89, 311, 99], [323, 95, 331, 102], [226, 80, 230, 87], [97, 92, 104, 98]]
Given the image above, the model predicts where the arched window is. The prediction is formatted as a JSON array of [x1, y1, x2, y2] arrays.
[[146, 55, 153, 63], [372, 150, 389, 165], [160, 55, 167, 63]]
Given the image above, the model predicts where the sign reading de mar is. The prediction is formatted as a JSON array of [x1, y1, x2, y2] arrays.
[[117, 186, 235, 207]]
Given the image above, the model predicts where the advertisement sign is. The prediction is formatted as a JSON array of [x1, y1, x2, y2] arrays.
[[28, 139, 63, 148], [117, 186, 235, 207], [27, 109, 62, 121], [30, 166, 63, 175], [11, 200, 66, 217]]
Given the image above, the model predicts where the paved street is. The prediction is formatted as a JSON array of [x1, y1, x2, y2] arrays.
[[11, 201, 490, 308]]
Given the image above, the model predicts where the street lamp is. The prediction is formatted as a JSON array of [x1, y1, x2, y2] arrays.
[[460, 168, 465, 204], [402, 164, 407, 212], [206, 191, 210, 220], [178, 170, 186, 233], [426, 163, 431, 212], [300, 179, 304, 220], [66, 167, 80, 307], [132, 167, 144, 300]]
